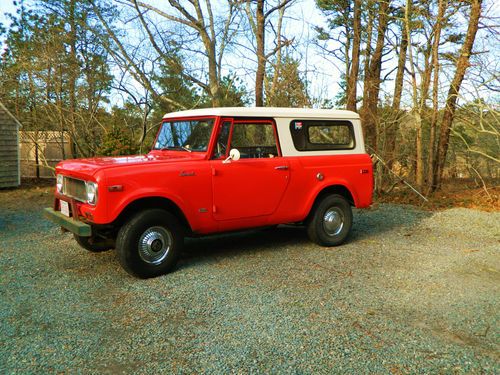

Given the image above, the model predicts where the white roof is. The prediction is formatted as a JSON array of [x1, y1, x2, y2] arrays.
[[163, 107, 359, 120]]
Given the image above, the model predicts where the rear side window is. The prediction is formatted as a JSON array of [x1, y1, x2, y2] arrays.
[[289, 120, 355, 151]]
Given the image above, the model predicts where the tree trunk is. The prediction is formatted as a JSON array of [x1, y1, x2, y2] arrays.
[[255, 0, 265, 107], [270, 5, 285, 102], [68, 0, 78, 147], [361, 0, 390, 152], [392, 25, 407, 112], [435, 0, 482, 189], [344, 7, 351, 98], [385, 17, 408, 171], [427, 0, 445, 190], [405, 0, 425, 189], [361, 0, 374, 109], [419, 44, 433, 110], [207, 40, 220, 107], [415, 113, 424, 188], [346, 0, 361, 112]]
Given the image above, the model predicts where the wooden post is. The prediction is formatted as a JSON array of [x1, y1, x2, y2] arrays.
[[35, 142, 40, 179]]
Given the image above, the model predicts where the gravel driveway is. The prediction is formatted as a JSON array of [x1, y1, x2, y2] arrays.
[[0, 189, 498, 373]]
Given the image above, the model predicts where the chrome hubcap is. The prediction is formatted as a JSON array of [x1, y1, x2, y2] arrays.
[[138, 226, 172, 265], [323, 207, 344, 236]]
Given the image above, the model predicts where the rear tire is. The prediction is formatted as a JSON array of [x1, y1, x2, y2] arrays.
[[74, 234, 114, 252], [116, 209, 183, 278], [307, 194, 352, 246]]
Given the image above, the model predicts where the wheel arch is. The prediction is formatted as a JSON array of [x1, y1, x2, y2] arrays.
[[112, 196, 192, 235], [307, 184, 356, 220]]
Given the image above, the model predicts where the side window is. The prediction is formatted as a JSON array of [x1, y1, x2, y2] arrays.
[[308, 124, 352, 145], [213, 121, 231, 159], [230, 122, 279, 158], [289, 120, 355, 151]]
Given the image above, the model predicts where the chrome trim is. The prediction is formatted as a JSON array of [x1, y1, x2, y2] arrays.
[[85, 181, 98, 206], [323, 207, 344, 236], [138, 226, 172, 265], [60, 176, 88, 203]]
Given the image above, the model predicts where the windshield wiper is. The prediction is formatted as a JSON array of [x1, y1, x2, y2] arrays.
[[160, 146, 192, 152]]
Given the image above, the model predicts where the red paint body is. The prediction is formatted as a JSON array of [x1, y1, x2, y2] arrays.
[[54, 115, 373, 235]]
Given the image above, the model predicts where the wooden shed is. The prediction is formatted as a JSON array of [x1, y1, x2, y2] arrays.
[[0, 102, 21, 188]]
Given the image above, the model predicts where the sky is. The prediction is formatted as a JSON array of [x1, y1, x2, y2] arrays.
[[0, 0, 342, 106], [1, 0, 498, 108], [0, 1, 16, 25]]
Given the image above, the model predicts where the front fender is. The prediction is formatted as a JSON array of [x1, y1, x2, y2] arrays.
[[107, 188, 189, 224]]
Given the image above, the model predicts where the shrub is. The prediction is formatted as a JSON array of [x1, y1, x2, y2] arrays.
[[97, 128, 138, 156]]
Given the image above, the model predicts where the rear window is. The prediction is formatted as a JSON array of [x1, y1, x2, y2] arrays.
[[289, 120, 355, 151]]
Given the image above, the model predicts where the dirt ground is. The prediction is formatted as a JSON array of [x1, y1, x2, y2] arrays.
[[0, 181, 499, 373], [377, 178, 499, 212]]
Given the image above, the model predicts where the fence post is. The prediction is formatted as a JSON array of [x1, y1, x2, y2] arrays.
[[35, 142, 40, 179]]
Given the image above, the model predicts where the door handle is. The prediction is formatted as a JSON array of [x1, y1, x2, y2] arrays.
[[274, 165, 289, 170]]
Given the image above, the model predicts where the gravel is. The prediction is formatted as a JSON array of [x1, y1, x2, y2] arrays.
[[0, 194, 499, 374]]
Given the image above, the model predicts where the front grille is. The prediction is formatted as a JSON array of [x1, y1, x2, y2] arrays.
[[62, 177, 87, 202]]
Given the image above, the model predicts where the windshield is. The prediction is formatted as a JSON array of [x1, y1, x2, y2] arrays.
[[154, 118, 215, 152]]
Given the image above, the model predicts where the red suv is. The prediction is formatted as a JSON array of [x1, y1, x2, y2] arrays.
[[45, 107, 373, 278]]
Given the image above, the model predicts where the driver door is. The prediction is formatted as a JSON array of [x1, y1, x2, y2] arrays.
[[210, 119, 290, 221]]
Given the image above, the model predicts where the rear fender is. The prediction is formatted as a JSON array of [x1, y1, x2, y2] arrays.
[[304, 179, 358, 218]]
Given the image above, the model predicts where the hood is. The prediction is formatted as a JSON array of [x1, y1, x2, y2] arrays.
[[56, 152, 205, 178]]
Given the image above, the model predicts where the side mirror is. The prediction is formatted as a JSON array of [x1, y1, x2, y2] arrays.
[[223, 148, 240, 164]]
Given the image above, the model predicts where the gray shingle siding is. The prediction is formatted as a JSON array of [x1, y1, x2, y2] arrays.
[[0, 103, 21, 188]]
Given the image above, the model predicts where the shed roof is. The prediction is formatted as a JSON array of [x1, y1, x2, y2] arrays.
[[0, 101, 23, 128]]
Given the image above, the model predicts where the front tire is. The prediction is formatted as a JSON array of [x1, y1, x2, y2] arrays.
[[116, 209, 183, 278], [307, 194, 353, 246]]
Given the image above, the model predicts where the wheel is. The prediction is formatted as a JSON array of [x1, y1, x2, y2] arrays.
[[74, 234, 114, 252], [307, 194, 353, 246], [116, 209, 183, 278]]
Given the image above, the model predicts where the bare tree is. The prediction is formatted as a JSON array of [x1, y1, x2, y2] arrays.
[[94, 0, 241, 107], [316, 0, 362, 110], [404, 0, 449, 190], [360, 0, 391, 151], [346, 0, 361, 111], [384, 4, 408, 173], [244, 0, 294, 107], [427, 0, 446, 191], [90, 1, 186, 110], [405, 0, 426, 189], [435, 0, 483, 189]]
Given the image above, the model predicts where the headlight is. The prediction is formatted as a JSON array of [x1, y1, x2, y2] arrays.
[[56, 174, 63, 194], [85, 181, 98, 205]]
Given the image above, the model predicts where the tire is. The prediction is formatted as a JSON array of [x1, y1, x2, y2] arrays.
[[74, 234, 114, 252], [306, 194, 353, 246], [116, 209, 183, 278]]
